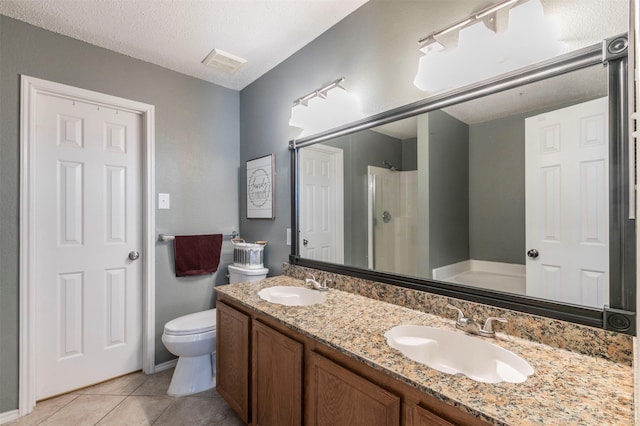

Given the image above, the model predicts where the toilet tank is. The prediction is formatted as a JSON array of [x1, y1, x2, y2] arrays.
[[228, 264, 269, 283]]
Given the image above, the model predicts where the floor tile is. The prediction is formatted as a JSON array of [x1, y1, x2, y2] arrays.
[[131, 369, 174, 396], [9, 366, 244, 426], [73, 371, 148, 396], [38, 395, 125, 426], [6, 394, 79, 426], [95, 396, 174, 426], [189, 386, 217, 399], [153, 394, 244, 426]]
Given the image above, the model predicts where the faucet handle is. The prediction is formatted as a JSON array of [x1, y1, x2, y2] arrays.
[[480, 317, 507, 336], [446, 304, 466, 322]]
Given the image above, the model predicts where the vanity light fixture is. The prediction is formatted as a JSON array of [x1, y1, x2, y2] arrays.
[[414, 0, 563, 93], [289, 77, 364, 138]]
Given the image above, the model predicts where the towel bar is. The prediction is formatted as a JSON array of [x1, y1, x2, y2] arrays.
[[159, 231, 239, 242]]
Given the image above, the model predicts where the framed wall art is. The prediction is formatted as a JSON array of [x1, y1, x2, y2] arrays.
[[246, 154, 275, 219]]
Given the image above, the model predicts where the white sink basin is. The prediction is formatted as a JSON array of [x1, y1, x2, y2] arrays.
[[257, 286, 327, 306], [384, 325, 534, 383]]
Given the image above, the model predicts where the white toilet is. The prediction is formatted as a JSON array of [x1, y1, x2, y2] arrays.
[[161, 264, 268, 396], [228, 264, 269, 283], [161, 309, 217, 396]]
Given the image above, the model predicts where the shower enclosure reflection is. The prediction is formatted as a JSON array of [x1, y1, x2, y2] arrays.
[[298, 63, 613, 309], [368, 165, 417, 276]]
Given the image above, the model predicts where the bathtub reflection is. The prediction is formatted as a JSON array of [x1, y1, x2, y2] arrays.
[[432, 260, 525, 295]]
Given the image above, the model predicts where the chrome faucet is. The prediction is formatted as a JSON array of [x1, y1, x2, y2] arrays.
[[305, 274, 331, 291], [446, 304, 506, 338]]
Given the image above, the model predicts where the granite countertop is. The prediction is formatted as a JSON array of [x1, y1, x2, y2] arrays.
[[216, 276, 634, 426]]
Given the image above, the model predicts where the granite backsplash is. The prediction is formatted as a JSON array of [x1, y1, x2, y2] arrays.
[[282, 263, 633, 366]]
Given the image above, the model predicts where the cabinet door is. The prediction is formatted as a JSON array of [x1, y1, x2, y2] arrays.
[[409, 403, 456, 426], [252, 321, 303, 426], [216, 302, 250, 423], [308, 351, 400, 426]]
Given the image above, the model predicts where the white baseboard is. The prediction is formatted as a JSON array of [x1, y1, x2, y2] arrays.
[[0, 409, 19, 425], [154, 359, 178, 373]]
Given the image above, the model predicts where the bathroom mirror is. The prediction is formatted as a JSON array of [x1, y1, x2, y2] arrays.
[[290, 38, 636, 334]]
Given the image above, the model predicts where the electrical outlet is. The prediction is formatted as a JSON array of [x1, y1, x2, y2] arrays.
[[286, 228, 291, 246]]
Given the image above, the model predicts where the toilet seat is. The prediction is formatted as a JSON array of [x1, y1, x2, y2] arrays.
[[163, 309, 216, 336]]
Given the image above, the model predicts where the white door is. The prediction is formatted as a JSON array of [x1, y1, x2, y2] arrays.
[[525, 97, 609, 308], [35, 93, 143, 399], [298, 144, 344, 262]]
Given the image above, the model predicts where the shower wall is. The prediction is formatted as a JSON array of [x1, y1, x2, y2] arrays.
[[369, 166, 418, 276]]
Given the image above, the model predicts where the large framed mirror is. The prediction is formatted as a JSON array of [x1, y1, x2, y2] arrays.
[[289, 36, 636, 334]]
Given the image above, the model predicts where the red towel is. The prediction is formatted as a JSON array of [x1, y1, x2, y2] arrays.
[[174, 234, 223, 277]]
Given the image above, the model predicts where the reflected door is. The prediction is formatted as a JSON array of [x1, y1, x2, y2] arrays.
[[35, 93, 143, 399], [525, 97, 609, 307], [299, 144, 344, 262]]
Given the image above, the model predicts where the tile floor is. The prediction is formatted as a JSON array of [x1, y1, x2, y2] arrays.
[[8, 368, 245, 426]]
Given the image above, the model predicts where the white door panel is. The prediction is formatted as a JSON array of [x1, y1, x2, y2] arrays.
[[35, 94, 142, 399], [299, 145, 344, 263], [525, 97, 609, 308]]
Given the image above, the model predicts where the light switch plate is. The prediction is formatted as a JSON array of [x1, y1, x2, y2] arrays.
[[286, 228, 291, 246], [158, 193, 170, 209]]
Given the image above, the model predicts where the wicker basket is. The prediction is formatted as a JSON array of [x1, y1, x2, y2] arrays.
[[232, 239, 267, 269]]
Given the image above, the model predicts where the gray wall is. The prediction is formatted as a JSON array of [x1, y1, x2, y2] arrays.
[[237, 1, 442, 275], [236, 0, 520, 277], [0, 16, 239, 411], [402, 137, 418, 171], [427, 111, 470, 270], [237, 0, 622, 279], [469, 113, 526, 264]]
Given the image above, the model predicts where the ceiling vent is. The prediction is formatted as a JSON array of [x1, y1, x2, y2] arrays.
[[202, 48, 247, 74]]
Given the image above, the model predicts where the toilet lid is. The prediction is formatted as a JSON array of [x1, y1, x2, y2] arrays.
[[164, 309, 216, 336]]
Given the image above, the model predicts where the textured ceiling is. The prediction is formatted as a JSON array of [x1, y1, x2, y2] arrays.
[[0, 0, 368, 90], [0, 0, 628, 118]]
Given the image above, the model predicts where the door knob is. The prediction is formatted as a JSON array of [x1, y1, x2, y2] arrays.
[[527, 249, 539, 259], [128, 251, 140, 261], [303, 239, 309, 246]]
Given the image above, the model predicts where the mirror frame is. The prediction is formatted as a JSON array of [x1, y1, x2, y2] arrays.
[[289, 35, 636, 335]]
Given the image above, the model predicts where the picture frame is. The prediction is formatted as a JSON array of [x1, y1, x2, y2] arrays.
[[246, 154, 275, 219]]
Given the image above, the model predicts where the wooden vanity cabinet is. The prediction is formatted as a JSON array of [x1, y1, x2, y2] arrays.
[[308, 340, 483, 426], [252, 320, 303, 425], [216, 296, 489, 426]]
